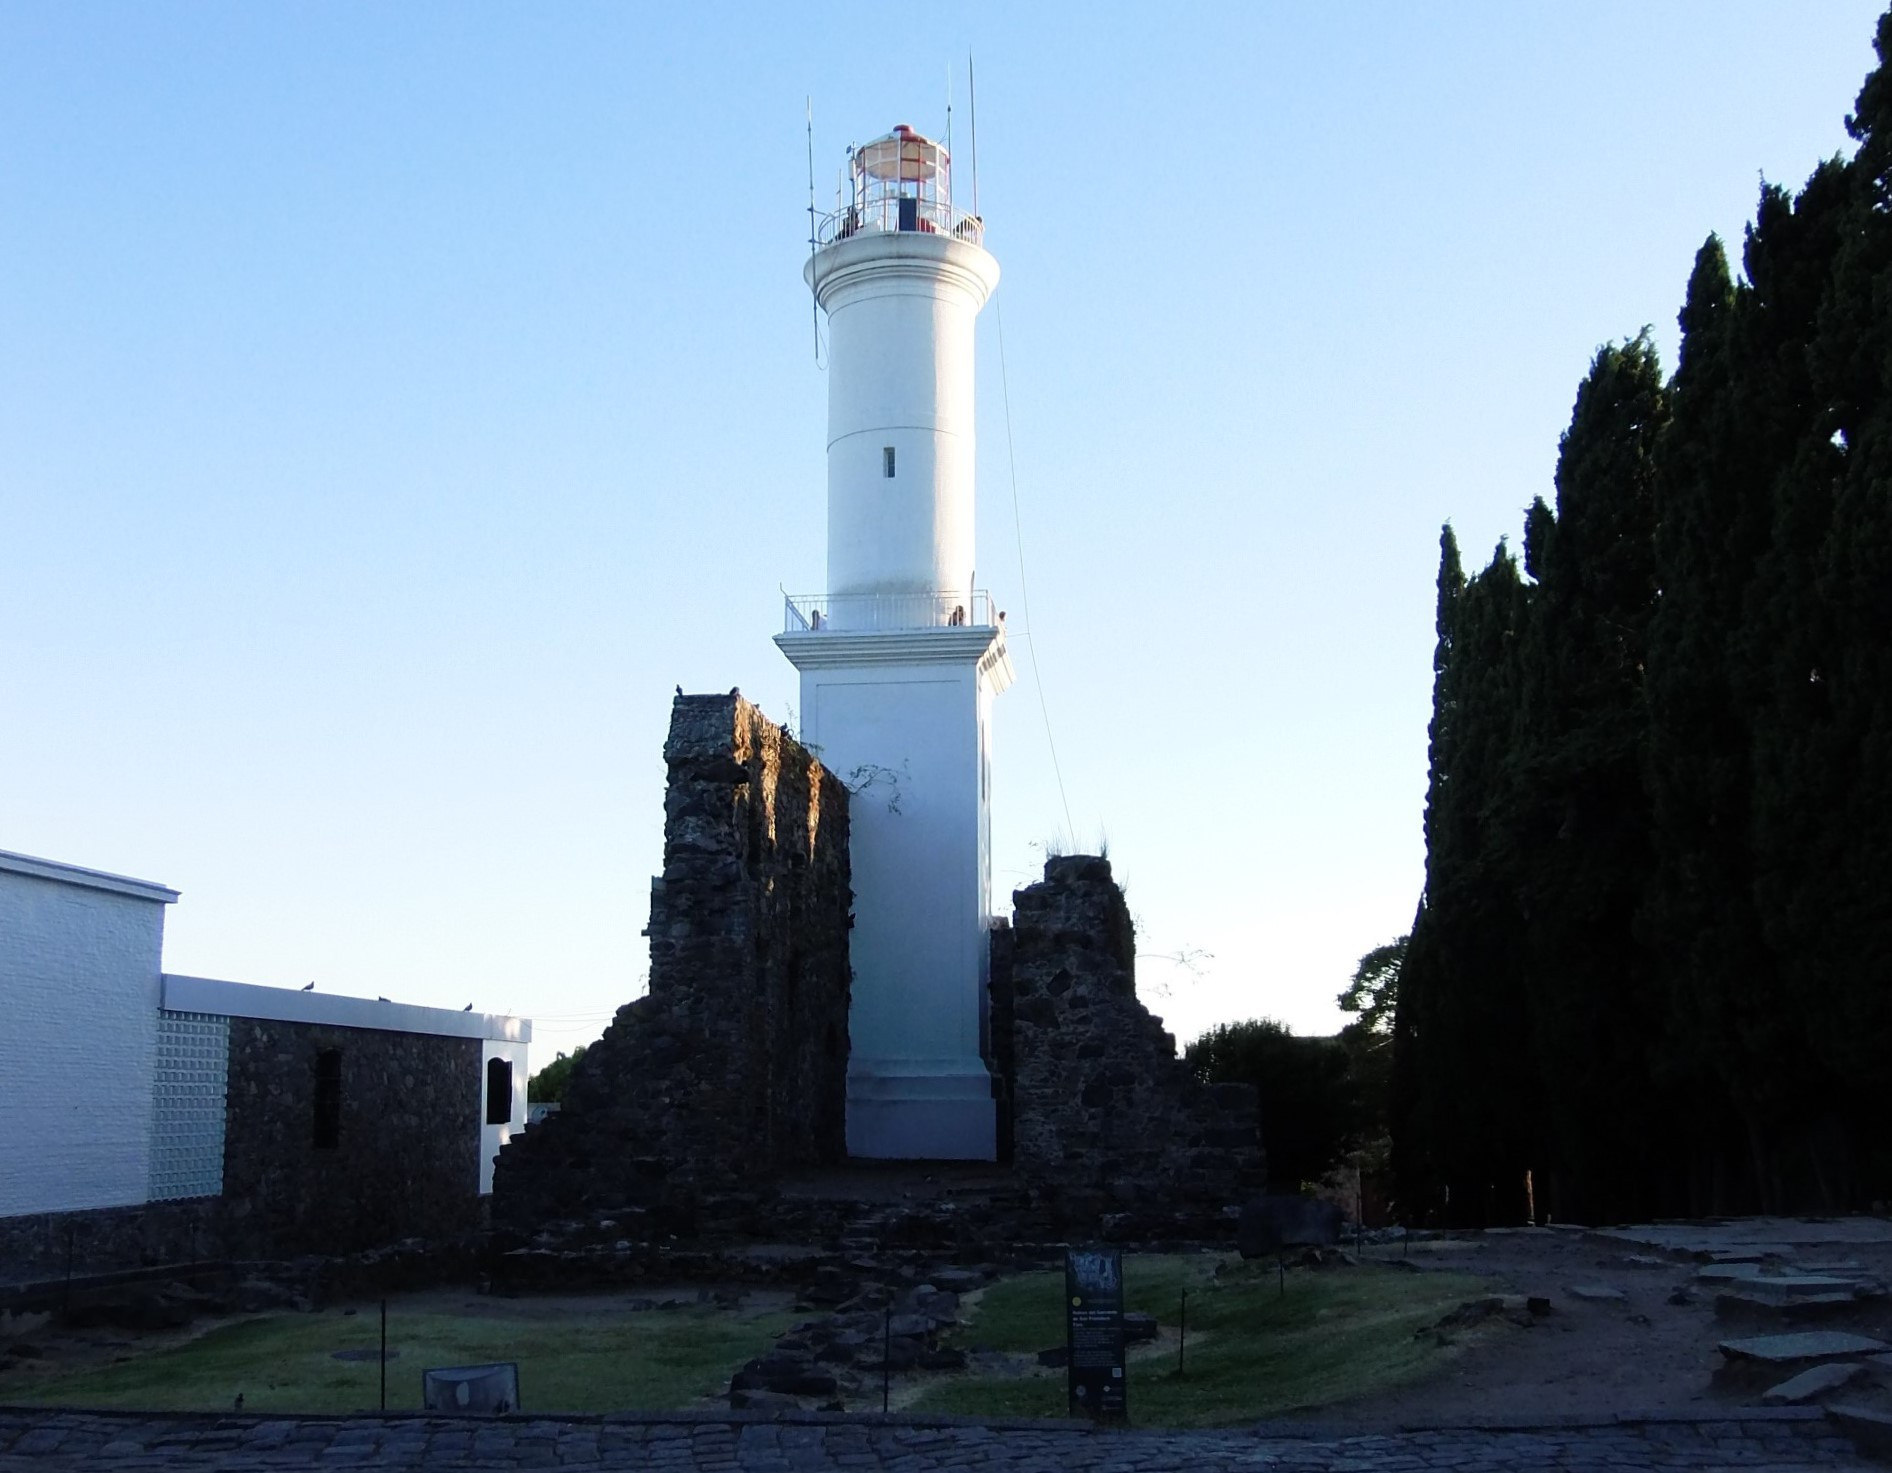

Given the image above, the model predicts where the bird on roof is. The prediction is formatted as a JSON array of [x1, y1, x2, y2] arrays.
[[302, 981, 315, 991], [675, 684, 683, 697], [730, 686, 741, 697], [377, 996, 389, 1003], [463, 1003, 473, 1011]]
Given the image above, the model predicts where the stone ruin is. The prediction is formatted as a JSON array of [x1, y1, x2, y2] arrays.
[[491, 693, 1262, 1248], [993, 854, 1266, 1231], [493, 694, 852, 1229]]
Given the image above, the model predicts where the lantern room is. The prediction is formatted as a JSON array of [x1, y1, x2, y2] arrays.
[[819, 124, 983, 247]]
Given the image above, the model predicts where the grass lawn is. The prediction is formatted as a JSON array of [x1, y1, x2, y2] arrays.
[[9, 1296, 798, 1415], [911, 1255, 1488, 1426]]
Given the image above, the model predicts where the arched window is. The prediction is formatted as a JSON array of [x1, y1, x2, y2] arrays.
[[485, 1057, 513, 1125]]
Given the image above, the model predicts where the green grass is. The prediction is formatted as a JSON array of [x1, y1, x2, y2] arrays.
[[912, 1255, 1488, 1426], [11, 1299, 798, 1415], [12, 1263, 1490, 1424]]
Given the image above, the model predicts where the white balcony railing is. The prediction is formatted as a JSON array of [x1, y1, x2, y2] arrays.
[[817, 197, 985, 250], [782, 590, 1001, 635]]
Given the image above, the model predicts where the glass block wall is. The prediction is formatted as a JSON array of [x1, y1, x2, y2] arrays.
[[149, 1009, 229, 1201]]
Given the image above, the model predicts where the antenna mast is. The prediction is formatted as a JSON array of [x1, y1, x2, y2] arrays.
[[805, 98, 821, 363], [968, 52, 980, 219], [945, 62, 953, 199]]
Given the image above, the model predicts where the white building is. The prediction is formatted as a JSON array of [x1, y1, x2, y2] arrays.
[[0, 851, 179, 1220], [0, 848, 528, 1259], [777, 125, 1013, 1161]]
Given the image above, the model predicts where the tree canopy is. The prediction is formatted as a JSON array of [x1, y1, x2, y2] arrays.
[[1186, 1019, 1361, 1191], [1392, 6, 1892, 1221], [527, 1045, 587, 1105]]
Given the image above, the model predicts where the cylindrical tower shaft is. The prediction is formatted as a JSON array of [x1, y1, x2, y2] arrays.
[[809, 233, 999, 609]]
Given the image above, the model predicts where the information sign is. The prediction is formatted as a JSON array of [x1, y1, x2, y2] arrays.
[[1064, 1247, 1126, 1421]]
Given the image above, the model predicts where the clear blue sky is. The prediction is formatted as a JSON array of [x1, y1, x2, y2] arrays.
[[3, 2, 1882, 1062]]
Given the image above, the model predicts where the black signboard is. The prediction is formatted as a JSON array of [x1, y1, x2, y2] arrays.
[[1064, 1247, 1126, 1421]]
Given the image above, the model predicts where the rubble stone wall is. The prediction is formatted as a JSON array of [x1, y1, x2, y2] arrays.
[[995, 855, 1264, 1228], [0, 1198, 225, 1288], [492, 694, 851, 1226], [222, 1018, 483, 1257]]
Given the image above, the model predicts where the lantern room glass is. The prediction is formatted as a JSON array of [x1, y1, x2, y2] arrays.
[[818, 125, 983, 247]]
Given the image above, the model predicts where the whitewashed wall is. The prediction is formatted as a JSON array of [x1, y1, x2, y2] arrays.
[[0, 853, 176, 1217], [479, 1039, 529, 1195], [809, 232, 999, 609], [781, 632, 1012, 1160]]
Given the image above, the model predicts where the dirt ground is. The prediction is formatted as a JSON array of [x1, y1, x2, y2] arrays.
[[1314, 1218, 1892, 1426]]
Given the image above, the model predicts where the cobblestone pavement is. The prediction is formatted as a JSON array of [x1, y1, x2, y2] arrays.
[[0, 1407, 1875, 1471]]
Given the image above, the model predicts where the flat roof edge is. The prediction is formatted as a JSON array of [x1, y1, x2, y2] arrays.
[[161, 974, 530, 1043], [0, 849, 179, 904]]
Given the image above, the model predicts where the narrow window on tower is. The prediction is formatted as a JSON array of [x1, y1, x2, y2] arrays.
[[883, 446, 896, 478]]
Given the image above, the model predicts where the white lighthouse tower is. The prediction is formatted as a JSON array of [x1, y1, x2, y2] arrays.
[[776, 124, 1012, 1161]]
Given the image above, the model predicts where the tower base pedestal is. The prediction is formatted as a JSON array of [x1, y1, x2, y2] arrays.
[[846, 1061, 997, 1161]]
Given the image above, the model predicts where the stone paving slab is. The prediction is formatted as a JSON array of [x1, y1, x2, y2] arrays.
[[1598, 1217, 1892, 1254], [1764, 1362, 1869, 1405], [1720, 1331, 1891, 1364], [0, 1407, 1874, 1471], [1735, 1276, 1876, 1297]]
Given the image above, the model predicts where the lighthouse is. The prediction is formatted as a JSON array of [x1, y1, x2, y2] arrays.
[[776, 124, 1011, 1161]]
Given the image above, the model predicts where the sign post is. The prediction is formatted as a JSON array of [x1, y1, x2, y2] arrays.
[[1064, 1247, 1126, 1422]]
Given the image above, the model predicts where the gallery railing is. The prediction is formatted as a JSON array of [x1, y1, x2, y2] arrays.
[[816, 198, 985, 249], [782, 590, 1000, 634]]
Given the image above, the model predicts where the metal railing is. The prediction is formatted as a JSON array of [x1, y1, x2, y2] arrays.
[[817, 198, 985, 249], [782, 590, 1001, 634]]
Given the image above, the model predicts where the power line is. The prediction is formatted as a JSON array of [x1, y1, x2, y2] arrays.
[[995, 302, 1075, 845]]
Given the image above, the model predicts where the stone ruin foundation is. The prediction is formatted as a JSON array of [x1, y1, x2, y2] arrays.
[[491, 693, 1264, 1277], [992, 854, 1266, 1234], [492, 694, 853, 1232]]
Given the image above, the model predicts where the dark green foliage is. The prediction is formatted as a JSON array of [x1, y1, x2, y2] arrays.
[[1641, 233, 1774, 1213], [1395, 536, 1536, 1223], [1393, 6, 1892, 1218], [527, 1045, 587, 1104], [1185, 1020, 1359, 1191], [1507, 337, 1668, 1222], [1338, 935, 1404, 1038], [1336, 936, 1404, 1206]]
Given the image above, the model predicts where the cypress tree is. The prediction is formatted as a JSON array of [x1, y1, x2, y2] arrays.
[[1642, 237, 1772, 1214], [1744, 16, 1892, 1200], [1503, 337, 1667, 1221], [1395, 7, 1892, 1216], [1736, 159, 1857, 1207], [1391, 528, 1463, 1214], [1396, 533, 1535, 1224]]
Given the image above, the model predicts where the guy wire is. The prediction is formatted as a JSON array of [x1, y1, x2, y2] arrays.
[[995, 302, 1075, 844]]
